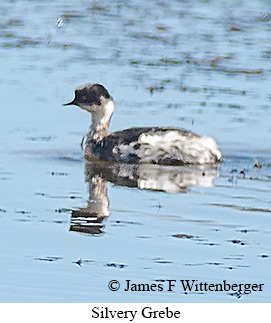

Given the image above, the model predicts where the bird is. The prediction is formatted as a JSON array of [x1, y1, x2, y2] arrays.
[[64, 83, 222, 165]]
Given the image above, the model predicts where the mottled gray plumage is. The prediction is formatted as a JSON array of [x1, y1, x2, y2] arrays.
[[64, 83, 222, 165]]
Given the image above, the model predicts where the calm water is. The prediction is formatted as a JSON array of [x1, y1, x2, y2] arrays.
[[0, 0, 271, 302]]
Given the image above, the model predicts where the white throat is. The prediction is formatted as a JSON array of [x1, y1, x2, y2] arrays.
[[90, 99, 114, 140]]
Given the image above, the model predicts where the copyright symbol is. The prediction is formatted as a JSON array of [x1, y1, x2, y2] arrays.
[[108, 280, 120, 291]]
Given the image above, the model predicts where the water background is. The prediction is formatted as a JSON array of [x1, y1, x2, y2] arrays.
[[0, 0, 271, 302]]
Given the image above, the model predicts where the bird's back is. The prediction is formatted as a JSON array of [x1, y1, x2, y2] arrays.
[[85, 127, 222, 165]]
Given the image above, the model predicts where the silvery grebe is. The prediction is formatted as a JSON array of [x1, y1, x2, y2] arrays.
[[64, 83, 222, 165]]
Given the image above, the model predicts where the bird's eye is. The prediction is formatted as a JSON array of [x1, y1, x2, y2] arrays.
[[81, 95, 87, 102]]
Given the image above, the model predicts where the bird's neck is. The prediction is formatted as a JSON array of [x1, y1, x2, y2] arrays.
[[89, 99, 114, 141]]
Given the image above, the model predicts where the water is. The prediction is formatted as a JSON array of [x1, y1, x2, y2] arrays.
[[0, 0, 271, 302]]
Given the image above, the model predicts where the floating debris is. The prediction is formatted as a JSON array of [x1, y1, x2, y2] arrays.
[[160, 58, 183, 65], [156, 202, 162, 209], [210, 203, 271, 214], [62, 11, 84, 20], [3, 37, 40, 48], [230, 26, 242, 32], [152, 258, 173, 264], [148, 85, 164, 94], [35, 192, 46, 196], [56, 18, 63, 28], [51, 172, 68, 176], [88, 3, 108, 12], [260, 254, 269, 258], [184, 263, 203, 267], [34, 256, 63, 262], [27, 135, 54, 142], [238, 229, 257, 233], [75, 258, 82, 266], [106, 263, 126, 269], [254, 160, 262, 168], [206, 262, 224, 266], [230, 239, 245, 246], [228, 175, 237, 184], [236, 291, 242, 298], [172, 233, 193, 239], [240, 169, 246, 176], [217, 67, 263, 75], [199, 242, 219, 246], [72, 258, 95, 266], [129, 32, 168, 43], [229, 291, 242, 299], [114, 220, 142, 225], [15, 210, 31, 214], [210, 55, 232, 67], [156, 25, 168, 31], [261, 13, 271, 21], [6, 18, 23, 26], [55, 208, 72, 213], [155, 279, 166, 282]]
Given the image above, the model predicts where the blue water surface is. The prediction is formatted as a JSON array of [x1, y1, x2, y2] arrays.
[[0, 0, 270, 302]]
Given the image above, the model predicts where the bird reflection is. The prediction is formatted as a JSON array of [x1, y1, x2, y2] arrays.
[[70, 161, 219, 235]]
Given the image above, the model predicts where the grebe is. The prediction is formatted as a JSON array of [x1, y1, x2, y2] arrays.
[[64, 83, 222, 165]]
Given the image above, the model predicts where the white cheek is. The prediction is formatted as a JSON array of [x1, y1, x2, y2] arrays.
[[103, 100, 114, 118], [79, 103, 94, 113]]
